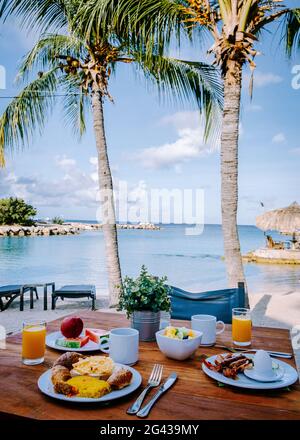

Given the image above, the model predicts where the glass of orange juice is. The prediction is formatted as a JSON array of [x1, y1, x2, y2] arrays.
[[22, 321, 46, 365], [232, 308, 252, 346]]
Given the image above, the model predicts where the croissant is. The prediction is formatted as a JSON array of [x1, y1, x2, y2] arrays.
[[53, 352, 85, 370], [51, 365, 76, 395], [107, 368, 133, 390]]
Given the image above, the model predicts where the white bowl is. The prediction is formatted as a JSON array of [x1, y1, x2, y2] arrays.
[[155, 329, 203, 361]]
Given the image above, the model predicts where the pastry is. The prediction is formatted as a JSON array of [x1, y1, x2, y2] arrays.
[[51, 365, 75, 395], [107, 368, 133, 390], [52, 352, 86, 370]]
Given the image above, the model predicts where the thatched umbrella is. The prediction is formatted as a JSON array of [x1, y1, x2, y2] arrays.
[[256, 202, 300, 234]]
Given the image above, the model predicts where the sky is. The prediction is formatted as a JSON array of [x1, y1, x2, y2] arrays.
[[0, 4, 299, 225]]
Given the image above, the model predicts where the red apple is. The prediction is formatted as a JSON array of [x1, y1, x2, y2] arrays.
[[60, 316, 83, 338]]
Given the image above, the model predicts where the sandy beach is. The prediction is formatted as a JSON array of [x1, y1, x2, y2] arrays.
[[1, 288, 299, 372]]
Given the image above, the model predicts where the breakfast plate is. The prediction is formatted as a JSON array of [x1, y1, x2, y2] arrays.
[[202, 353, 299, 390], [38, 363, 142, 403], [46, 331, 107, 352]]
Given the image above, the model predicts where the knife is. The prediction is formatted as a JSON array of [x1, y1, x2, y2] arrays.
[[136, 373, 177, 418]]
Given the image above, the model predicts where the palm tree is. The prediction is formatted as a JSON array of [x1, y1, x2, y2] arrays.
[[86, 0, 294, 304], [0, 0, 222, 306]]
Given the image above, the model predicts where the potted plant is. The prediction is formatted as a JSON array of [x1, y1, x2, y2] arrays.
[[118, 265, 171, 341]]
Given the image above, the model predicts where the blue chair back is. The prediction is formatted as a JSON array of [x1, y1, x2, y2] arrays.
[[169, 282, 245, 324]]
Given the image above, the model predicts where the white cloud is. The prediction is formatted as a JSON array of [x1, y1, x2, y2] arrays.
[[272, 132, 286, 144], [90, 172, 98, 183], [55, 155, 77, 169], [127, 180, 148, 204], [0, 156, 100, 209], [89, 157, 98, 166], [137, 111, 217, 169], [159, 111, 201, 130], [245, 71, 283, 88]]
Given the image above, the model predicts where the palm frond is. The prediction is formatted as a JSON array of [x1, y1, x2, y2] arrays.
[[133, 52, 223, 141], [219, 0, 231, 23], [77, 0, 195, 52], [284, 8, 300, 57], [60, 75, 89, 137], [0, 69, 59, 166], [17, 33, 87, 83], [0, 0, 70, 31]]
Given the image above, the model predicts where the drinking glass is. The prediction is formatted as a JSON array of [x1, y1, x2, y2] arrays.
[[232, 308, 252, 346], [160, 311, 171, 330], [22, 321, 46, 365]]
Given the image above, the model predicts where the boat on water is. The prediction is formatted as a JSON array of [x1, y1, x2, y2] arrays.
[[244, 202, 300, 264]]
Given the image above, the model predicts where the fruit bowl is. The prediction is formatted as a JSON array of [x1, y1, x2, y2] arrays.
[[155, 329, 203, 361]]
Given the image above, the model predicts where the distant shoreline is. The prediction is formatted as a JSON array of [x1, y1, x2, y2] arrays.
[[0, 222, 160, 237], [67, 220, 257, 227], [0, 222, 260, 237]]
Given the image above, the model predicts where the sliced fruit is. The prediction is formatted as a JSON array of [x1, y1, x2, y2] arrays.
[[56, 335, 90, 349], [85, 328, 109, 344]]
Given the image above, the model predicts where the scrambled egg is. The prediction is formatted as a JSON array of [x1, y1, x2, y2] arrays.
[[67, 376, 111, 398], [71, 356, 114, 378]]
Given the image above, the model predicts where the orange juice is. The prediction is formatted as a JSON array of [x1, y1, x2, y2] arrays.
[[22, 323, 46, 364], [232, 316, 252, 345]]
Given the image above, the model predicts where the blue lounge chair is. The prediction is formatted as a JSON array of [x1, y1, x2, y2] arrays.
[[52, 285, 96, 310], [168, 282, 245, 324], [0, 285, 38, 311]]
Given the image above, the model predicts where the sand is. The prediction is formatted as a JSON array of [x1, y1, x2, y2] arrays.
[[1, 289, 299, 372]]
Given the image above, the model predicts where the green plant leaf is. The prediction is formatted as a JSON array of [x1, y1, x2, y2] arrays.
[[118, 265, 171, 315]]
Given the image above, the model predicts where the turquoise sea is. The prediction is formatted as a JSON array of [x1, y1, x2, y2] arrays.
[[1, 224, 299, 296]]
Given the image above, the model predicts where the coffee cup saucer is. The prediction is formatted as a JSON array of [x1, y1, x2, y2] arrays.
[[244, 365, 285, 382]]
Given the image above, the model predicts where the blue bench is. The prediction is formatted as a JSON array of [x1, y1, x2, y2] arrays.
[[169, 282, 246, 324]]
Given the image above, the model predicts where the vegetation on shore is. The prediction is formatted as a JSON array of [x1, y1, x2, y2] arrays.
[[0, 197, 36, 226], [52, 216, 64, 225]]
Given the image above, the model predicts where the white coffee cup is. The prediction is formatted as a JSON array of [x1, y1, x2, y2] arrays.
[[191, 315, 225, 346], [100, 328, 139, 365]]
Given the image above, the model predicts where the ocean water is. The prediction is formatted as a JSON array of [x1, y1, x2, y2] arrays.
[[1, 224, 299, 296]]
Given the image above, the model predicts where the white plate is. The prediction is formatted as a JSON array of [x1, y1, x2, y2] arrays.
[[202, 353, 299, 390], [38, 364, 142, 403], [46, 331, 107, 352]]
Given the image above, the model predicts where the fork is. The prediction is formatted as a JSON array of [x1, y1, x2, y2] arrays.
[[127, 364, 163, 415]]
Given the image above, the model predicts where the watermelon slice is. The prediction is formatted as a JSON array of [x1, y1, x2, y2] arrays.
[[85, 328, 109, 344], [55, 335, 90, 349]]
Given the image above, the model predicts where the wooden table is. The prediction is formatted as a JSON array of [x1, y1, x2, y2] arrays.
[[1, 311, 300, 420]]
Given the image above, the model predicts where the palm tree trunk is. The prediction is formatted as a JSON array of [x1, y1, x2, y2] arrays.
[[220, 62, 249, 307], [91, 86, 122, 307]]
